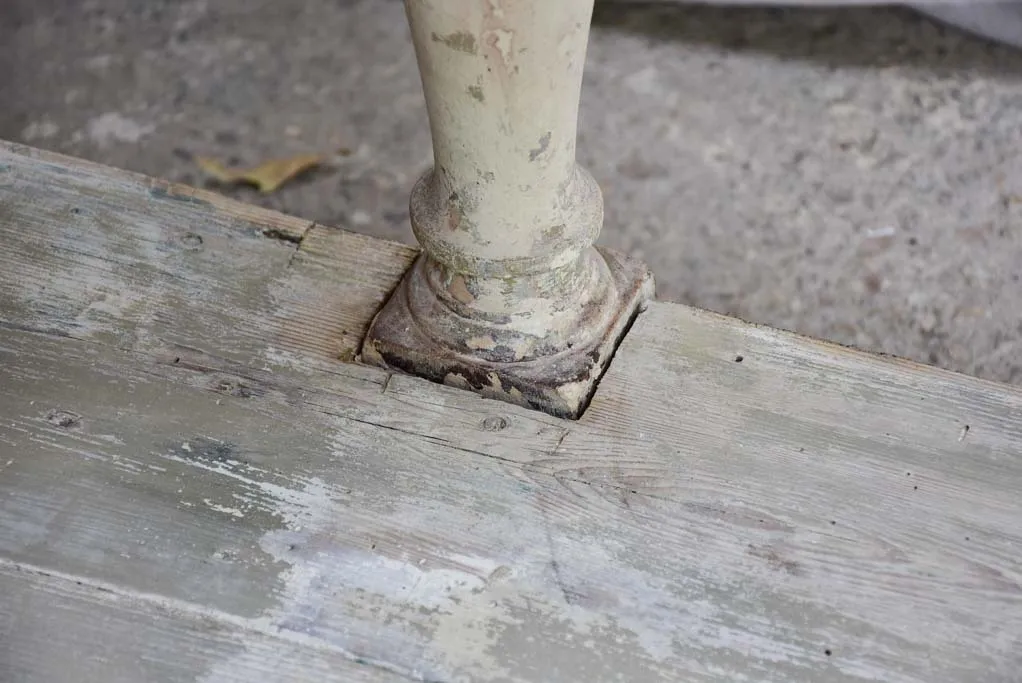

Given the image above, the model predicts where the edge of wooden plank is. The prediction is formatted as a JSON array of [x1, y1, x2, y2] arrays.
[[638, 301, 1022, 400], [3, 138, 1022, 682], [0, 139, 416, 256], [5, 138, 1018, 402]]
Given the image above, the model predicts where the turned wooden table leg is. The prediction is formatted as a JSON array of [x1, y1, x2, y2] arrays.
[[361, 0, 654, 419]]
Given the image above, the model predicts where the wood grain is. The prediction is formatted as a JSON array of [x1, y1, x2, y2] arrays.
[[2, 141, 1021, 682], [0, 561, 407, 683], [0, 141, 415, 366]]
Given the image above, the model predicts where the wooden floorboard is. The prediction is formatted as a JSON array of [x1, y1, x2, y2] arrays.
[[0, 562, 405, 683], [2, 141, 1021, 681]]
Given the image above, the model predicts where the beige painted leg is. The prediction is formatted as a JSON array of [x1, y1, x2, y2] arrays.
[[361, 0, 653, 419]]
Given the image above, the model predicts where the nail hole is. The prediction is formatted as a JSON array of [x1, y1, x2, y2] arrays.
[[734, 355, 744, 363]]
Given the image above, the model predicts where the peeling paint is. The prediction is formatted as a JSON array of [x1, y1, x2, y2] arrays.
[[363, 0, 654, 419], [484, 28, 514, 67], [431, 30, 477, 55], [555, 379, 591, 409], [202, 499, 246, 518], [543, 223, 566, 240], [486, 0, 505, 20], [448, 275, 475, 304], [529, 132, 552, 162]]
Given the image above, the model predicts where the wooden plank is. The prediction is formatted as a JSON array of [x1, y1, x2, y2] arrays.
[[0, 326, 691, 682], [0, 562, 404, 683], [565, 305, 1022, 678], [2, 141, 1022, 681], [0, 141, 416, 366]]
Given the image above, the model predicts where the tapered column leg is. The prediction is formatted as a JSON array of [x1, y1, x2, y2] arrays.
[[361, 0, 654, 419]]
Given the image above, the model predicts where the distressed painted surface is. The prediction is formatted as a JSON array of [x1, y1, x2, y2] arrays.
[[1, 564, 402, 683], [362, 246, 653, 419], [2, 143, 1022, 681], [406, 0, 597, 268], [364, 1, 654, 419], [0, 142, 416, 366]]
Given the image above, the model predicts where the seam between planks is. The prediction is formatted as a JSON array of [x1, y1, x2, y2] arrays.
[[0, 321, 629, 505], [0, 557, 440, 683]]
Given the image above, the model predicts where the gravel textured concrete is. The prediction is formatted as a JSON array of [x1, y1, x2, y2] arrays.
[[3, 0, 1020, 384]]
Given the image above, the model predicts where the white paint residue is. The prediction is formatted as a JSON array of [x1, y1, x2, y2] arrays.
[[555, 379, 589, 408], [448, 553, 502, 576], [427, 537, 701, 673], [196, 468, 446, 681], [90, 433, 125, 446], [332, 553, 489, 610], [86, 112, 155, 146], [186, 427, 759, 679], [196, 475, 347, 682], [255, 478, 335, 523], [202, 499, 245, 518], [486, 28, 514, 66]]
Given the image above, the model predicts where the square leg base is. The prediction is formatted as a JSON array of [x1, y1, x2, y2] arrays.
[[359, 247, 654, 420]]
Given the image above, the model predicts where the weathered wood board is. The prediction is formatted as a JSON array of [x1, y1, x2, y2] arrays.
[[1, 563, 404, 683], [1, 142, 1021, 682]]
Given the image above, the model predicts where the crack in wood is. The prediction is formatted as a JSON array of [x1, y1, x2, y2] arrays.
[[267, 221, 315, 269], [549, 429, 570, 458]]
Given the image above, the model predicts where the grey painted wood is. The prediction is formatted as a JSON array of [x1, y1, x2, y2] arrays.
[[1, 142, 1021, 681], [0, 563, 405, 683]]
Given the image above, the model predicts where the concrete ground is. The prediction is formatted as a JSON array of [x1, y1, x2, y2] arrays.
[[3, 0, 1021, 385]]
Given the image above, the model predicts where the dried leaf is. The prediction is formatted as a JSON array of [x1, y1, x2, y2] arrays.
[[196, 153, 327, 193]]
